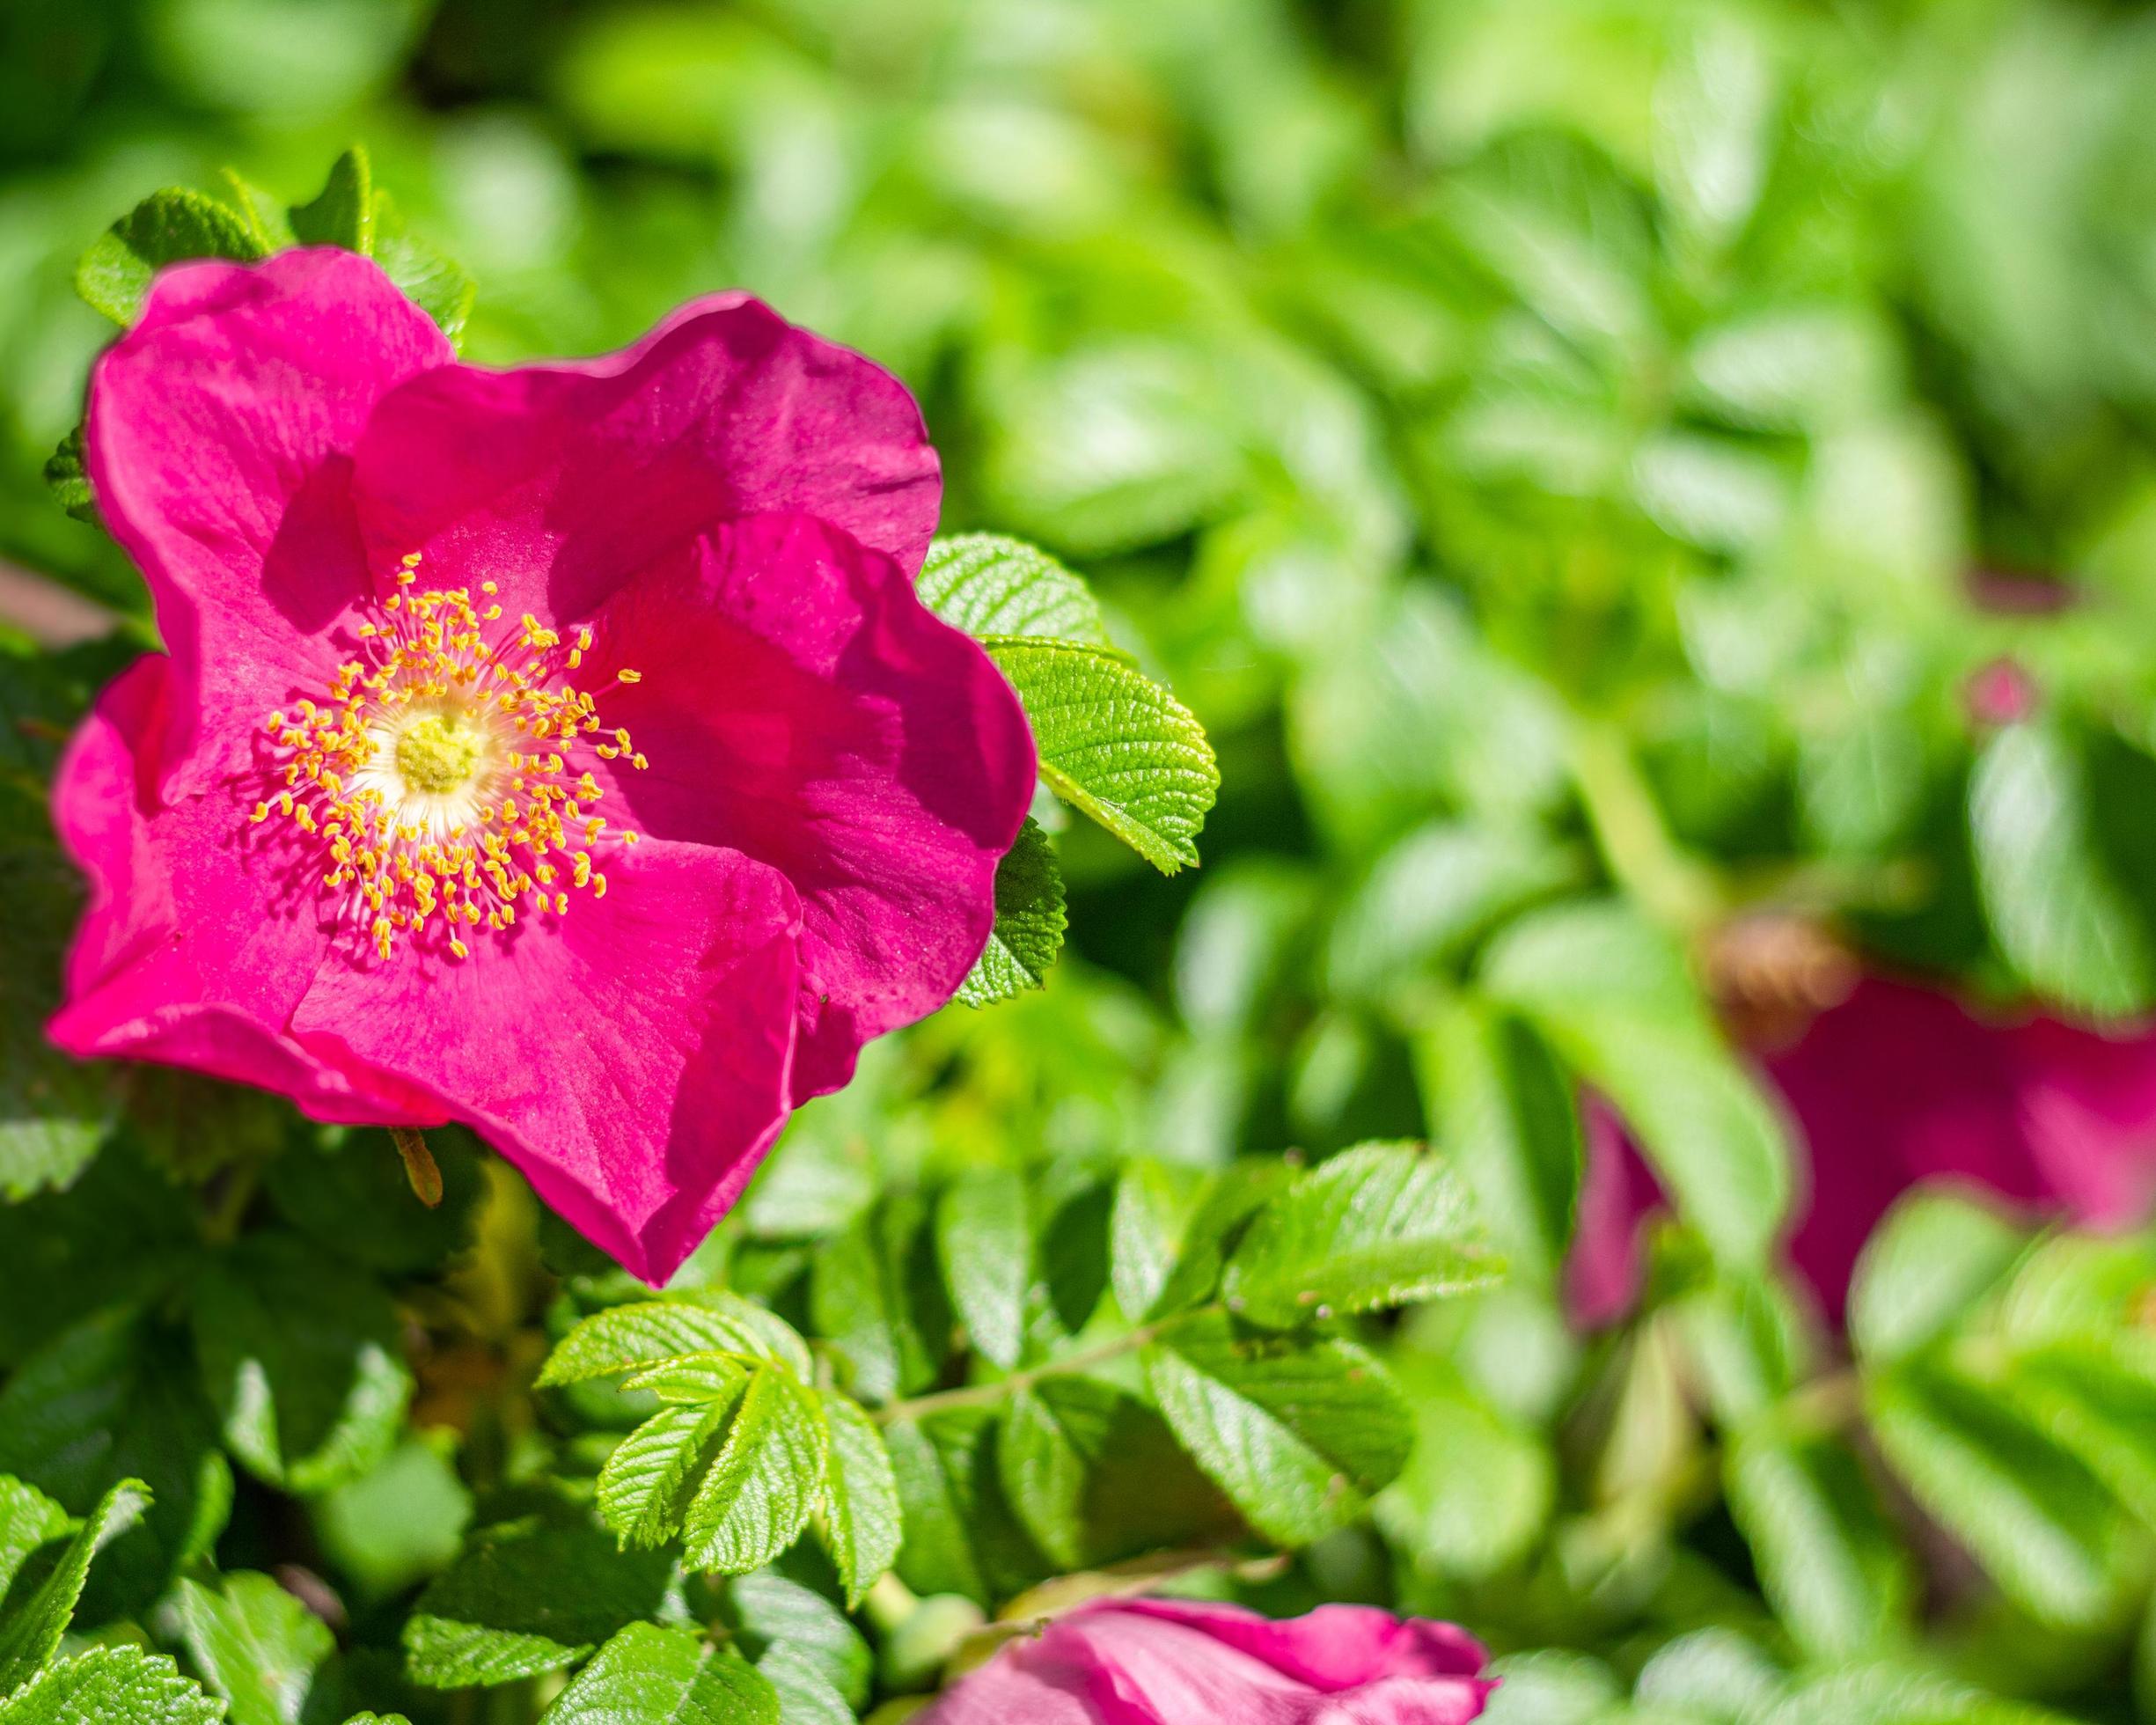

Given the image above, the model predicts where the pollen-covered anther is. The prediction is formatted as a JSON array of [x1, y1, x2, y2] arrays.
[[252, 564, 646, 960]]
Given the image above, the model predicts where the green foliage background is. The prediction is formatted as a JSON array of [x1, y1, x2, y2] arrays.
[[10, 0, 2156, 1720]]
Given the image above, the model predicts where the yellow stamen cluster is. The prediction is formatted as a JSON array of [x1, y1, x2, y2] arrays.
[[252, 555, 649, 960]]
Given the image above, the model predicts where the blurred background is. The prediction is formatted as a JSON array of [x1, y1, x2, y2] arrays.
[[14, 0, 2156, 1718]]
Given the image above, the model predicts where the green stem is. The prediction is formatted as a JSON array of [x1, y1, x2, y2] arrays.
[[871, 1310, 1206, 1426], [1569, 718, 1723, 936]]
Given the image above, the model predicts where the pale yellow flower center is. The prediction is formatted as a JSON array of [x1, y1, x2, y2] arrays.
[[250, 554, 651, 961]]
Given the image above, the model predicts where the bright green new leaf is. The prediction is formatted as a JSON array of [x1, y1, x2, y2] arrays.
[[599, 1397, 739, 1549], [818, 1391, 902, 1608], [1223, 1141, 1503, 1328], [539, 1294, 811, 1387], [540, 1623, 778, 1725], [77, 188, 268, 326], [681, 1367, 829, 1575], [957, 818, 1068, 1006], [919, 534, 1115, 647], [0, 1477, 147, 1694], [985, 638, 1218, 873], [1144, 1314, 1412, 1546], [170, 1573, 334, 1725], [0, 1648, 222, 1725], [936, 1167, 1030, 1369]]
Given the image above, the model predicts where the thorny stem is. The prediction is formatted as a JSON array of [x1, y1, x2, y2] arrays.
[[870, 1309, 1211, 1426], [393, 1126, 444, 1208]]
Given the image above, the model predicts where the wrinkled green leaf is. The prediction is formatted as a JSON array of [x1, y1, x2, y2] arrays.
[[77, 188, 267, 325], [1144, 1314, 1412, 1545], [920, 534, 1115, 647], [986, 638, 1218, 873], [957, 818, 1068, 1006]]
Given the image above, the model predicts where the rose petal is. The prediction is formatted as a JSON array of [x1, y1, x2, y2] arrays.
[[48, 655, 439, 1126], [582, 512, 1036, 1102], [350, 293, 941, 629], [85, 250, 453, 797], [291, 839, 802, 1281]]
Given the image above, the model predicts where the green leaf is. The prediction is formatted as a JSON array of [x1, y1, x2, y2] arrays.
[[599, 1398, 738, 1550], [310, 1437, 473, 1602], [540, 1296, 811, 1387], [1143, 1313, 1413, 1545], [883, 1411, 1047, 1607], [919, 534, 1115, 647], [809, 1196, 947, 1405], [1222, 1141, 1502, 1329], [1725, 1427, 1910, 1659], [1328, 823, 1577, 1001], [39, 429, 96, 528], [1868, 1362, 2129, 1626], [999, 1377, 1237, 1571], [170, 1573, 334, 1725], [76, 187, 268, 326], [957, 818, 1068, 1007], [1109, 1160, 1205, 1325], [190, 1235, 413, 1493], [725, 1571, 870, 1710], [540, 1624, 778, 1725], [749, 1646, 849, 1725], [1148, 1162, 1295, 1320], [817, 1392, 901, 1609], [936, 1168, 1030, 1369], [985, 638, 1218, 873], [0, 1648, 221, 1725], [1556, 1016, 1788, 1269], [1970, 723, 2154, 1017], [264, 1128, 484, 1276], [1417, 1002, 1581, 1283], [0, 1478, 148, 1693], [1847, 1193, 2024, 1366], [2012, 1352, 2156, 1524], [682, 1367, 829, 1575], [403, 1512, 675, 1688], [290, 148, 376, 252], [1374, 1359, 1552, 1581], [0, 835, 115, 1204], [1478, 901, 1790, 1266], [370, 193, 476, 348], [0, 1310, 229, 1621], [0, 1482, 65, 1607]]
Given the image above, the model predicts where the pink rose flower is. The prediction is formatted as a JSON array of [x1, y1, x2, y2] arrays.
[[915, 1598, 1493, 1724], [1568, 976, 2156, 1325], [48, 249, 1036, 1281]]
